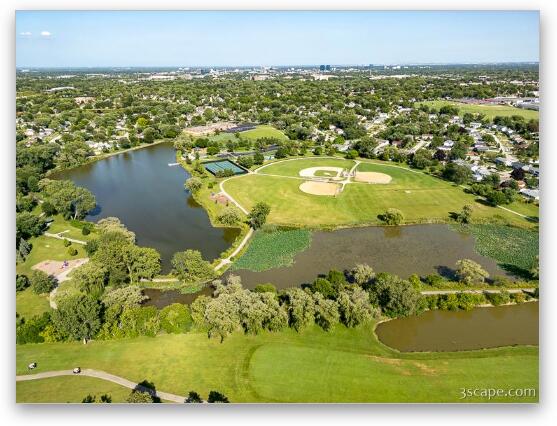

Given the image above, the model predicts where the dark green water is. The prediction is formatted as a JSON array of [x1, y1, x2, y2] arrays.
[[55, 143, 240, 271], [375, 302, 539, 352], [232, 224, 511, 289]]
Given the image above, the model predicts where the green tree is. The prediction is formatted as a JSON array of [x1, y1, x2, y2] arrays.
[[337, 286, 377, 327], [217, 206, 243, 225], [282, 288, 315, 331], [122, 245, 161, 283], [455, 259, 489, 285], [442, 163, 472, 185], [30, 270, 56, 294], [142, 127, 156, 143], [456, 204, 474, 224], [350, 264, 375, 285], [171, 250, 214, 283], [185, 177, 203, 193], [72, 262, 107, 298], [185, 391, 203, 403], [248, 202, 271, 229], [313, 292, 339, 331], [207, 391, 229, 403], [16, 212, 45, 240], [102, 286, 147, 309], [368, 272, 421, 318], [51, 295, 102, 343], [379, 208, 404, 225]]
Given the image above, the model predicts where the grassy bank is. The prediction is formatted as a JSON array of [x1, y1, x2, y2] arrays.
[[231, 228, 312, 272], [16, 322, 538, 403]]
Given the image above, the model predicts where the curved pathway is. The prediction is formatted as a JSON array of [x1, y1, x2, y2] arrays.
[[16, 369, 186, 403], [215, 228, 254, 271]]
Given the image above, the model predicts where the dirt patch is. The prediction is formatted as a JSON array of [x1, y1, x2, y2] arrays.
[[299, 167, 344, 178], [32, 258, 89, 282], [209, 192, 230, 205], [299, 181, 341, 196], [354, 171, 392, 184]]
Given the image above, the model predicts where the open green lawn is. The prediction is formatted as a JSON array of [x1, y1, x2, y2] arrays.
[[209, 125, 288, 144], [258, 157, 355, 177], [16, 235, 87, 277], [223, 158, 535, 228], [46, 214, 95, 242], [417, 100, 539, 121], [16, 323, 538, 403], [16, 376, 132, 403], [16, 288, 50, 320]]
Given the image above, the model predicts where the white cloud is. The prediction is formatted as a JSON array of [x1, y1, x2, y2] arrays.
[[40, 31, 51, 37], [19, 31, 32, 36]]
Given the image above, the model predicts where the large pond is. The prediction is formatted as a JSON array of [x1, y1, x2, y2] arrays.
[[375, 302, 538, 352], [56, 143, 240, 272], [231, 224, 511, 289]]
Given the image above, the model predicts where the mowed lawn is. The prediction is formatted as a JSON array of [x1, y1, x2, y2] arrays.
[[417, 100, 539, 121], [223, 159, 534, 227], [16, 323, 538, 403], [16, 375, 132, 403], [16, 235, 87, 277], [258, 157, 355, 177], [208, 125, 289, 144]]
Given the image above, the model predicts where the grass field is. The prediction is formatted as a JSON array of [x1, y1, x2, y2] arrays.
[[417, 100, 539, 121], [16, 323, 538, 403], [208, 125, 288, 144], [16, 288, 50, 320], [16, 235, 87, 277], [16, 375, 132, 403], [223, 158, 535, 228], [231, 228, 312, 272]]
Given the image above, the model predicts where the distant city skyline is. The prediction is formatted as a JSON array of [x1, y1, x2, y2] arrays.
[[16, 11, 540, 68]]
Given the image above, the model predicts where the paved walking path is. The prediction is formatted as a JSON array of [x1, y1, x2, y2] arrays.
[[44, 232, 87, 245], [215, 228, 254, 271], [16, 369, 186, 403], [48, 258, 90, 309]]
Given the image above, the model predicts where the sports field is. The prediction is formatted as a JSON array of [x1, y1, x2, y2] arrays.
[[16, 323, 538, 403], [208, 125, 289, 144], [417, 100, 539, 121], [222, 158, 535, 228]]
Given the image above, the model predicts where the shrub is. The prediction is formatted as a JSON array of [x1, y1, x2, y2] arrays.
[[63, 239, 72, 247], [30, 270, 56, 294], [68, 247, 78, 256], [253, 283, 277, 293], [511, 292, 526, 304], [159, 303, 192, 334], [16, 274, 30, 292], [207, 391, 229, 403], [16, 312, 51, 344], [81, 224, 92, 235], [485, 290, 511, 306]]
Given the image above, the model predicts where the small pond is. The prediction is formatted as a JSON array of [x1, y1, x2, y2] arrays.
[[375, 302, 538, 352]]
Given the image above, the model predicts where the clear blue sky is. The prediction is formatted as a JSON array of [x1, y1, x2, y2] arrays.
[[16, 11, 539, 67]]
